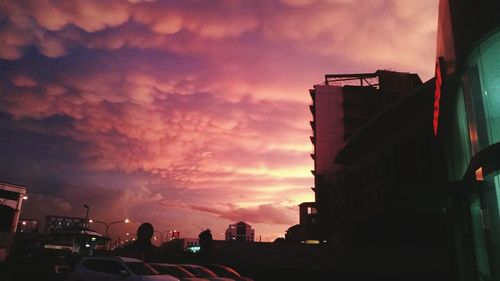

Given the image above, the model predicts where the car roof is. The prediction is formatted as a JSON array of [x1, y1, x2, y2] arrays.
[[150, 263, 178, 267], [81, 256, 142, 263], [116, 256, 142, 263], [179, 264, 203, 267]]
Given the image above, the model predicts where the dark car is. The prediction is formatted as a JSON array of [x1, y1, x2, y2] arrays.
[[197, 264, 253, 281], [150, 263, 209, 281], [179, 264, 234, 281]]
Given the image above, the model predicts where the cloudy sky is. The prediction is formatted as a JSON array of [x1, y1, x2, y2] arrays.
[[0, 0, 438, 242]]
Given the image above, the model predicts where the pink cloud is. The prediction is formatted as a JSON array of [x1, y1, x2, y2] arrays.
[[188, 203, 297, 225], [0, 0, 438, 240]]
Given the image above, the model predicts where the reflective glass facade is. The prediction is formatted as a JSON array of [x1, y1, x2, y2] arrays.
[[447, 29, 500, 281]]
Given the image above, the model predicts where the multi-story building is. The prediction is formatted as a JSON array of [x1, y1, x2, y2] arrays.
[[308, 71, 422, 240], [0, 181, 27, 233], [181, 238, 200, 253], [225, 221, 254, 242], [286, 202, 322, 243], [17, 219, 39, 234], [44, 215, 106, 254], [305, 1, 500, 279], [45, 215, 87, 233]]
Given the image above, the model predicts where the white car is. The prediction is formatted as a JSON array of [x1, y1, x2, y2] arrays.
[[67, 256, 179, 281]]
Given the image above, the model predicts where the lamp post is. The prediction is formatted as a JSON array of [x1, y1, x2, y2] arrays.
[[83, 205, 90, 256], [83, 205, 90, 229], [90, 218, 130, 250], [153, 230, 171, 245]]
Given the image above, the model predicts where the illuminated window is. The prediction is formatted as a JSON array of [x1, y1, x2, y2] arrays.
[[307, 207, 317, 214]]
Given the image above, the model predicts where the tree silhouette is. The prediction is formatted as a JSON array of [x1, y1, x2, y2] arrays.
[[198, 229, 213, 260]]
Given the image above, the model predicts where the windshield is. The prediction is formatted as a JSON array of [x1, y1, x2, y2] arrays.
[[183, 266, 217, 277], [125, 262, 159, 276], [154, 265, 194, 278], [209, 265, 241, 278]]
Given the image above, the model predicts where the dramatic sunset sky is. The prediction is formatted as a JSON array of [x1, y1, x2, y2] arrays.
[[0, 0, 438, 242]]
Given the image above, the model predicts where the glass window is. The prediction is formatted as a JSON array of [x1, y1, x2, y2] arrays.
[[463, 29, 500, 151], [479, 31, 500, 145], [124, 262, 158, 275], [462, 28, 500, 280], [448, 84, 472, 180]]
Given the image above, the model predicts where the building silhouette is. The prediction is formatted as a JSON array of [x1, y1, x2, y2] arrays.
[[0, 181, 27, 261], [300, 1, 500, 279], [225, 221, 254, 242], [308, 71, 422, 241]]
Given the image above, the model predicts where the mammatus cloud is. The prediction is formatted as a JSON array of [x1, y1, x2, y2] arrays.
[[0, 0, 438, 239]]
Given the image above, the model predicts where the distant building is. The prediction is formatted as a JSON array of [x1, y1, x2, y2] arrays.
[[44, 215, 106, 254], [0, 181, 27, 261], [284, 203, 324, 243], [45, 215, 87, 233], [17, 219, 39, 234], [308, 71, 422, 240], [180, 238, 200, 253], [0, 181, 27, 233], [225, 221, 254, 242], [170, 230, 180, 240]]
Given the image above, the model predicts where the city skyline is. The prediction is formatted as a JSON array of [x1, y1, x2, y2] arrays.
[[0, 0, 438, 241]]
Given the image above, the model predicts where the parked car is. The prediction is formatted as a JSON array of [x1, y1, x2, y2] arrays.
[[178, 264, 234, 281], [150, 263, 209, 281], [67, 256, 179, 281], [197, 264, 253, 281]]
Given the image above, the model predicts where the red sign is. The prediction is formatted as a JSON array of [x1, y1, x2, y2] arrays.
[[433, 58, 443, 136]]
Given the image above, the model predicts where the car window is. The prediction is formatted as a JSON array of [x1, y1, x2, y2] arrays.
[[83, 259, 127, 275], [168, 266, 195, 278], [208, 265, 240, 278], [182, 266, 203, 277], [183, 266, 217, 277], [125, 262, 158, 275], [153, 265, 194, 278]]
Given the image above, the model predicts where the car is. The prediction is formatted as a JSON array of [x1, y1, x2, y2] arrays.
[[196, 264, 253, 281], [178, 264, 234, 281], [67, 256, 179, 281], [150, 263, 209, 281]]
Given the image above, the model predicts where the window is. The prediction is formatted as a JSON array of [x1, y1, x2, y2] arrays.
[[307, 207, 317, 214]]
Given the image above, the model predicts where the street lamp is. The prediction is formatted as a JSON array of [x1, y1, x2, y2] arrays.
[[83, 205, 90, 229], [90, 218, 130, 250], [153, 230, 171, 245]]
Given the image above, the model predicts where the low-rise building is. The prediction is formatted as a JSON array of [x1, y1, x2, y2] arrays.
[[225, 221, 254, 242]]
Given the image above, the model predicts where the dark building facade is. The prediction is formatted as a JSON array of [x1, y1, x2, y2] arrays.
[[45, 215, 87, 234], [308, 71, 422, 240], [17, 219, 39, 234], [296, 0, 500, 279], [286, 202, 321, 243], [307, 0, 500, 280], [334, 78, 447, 245]]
